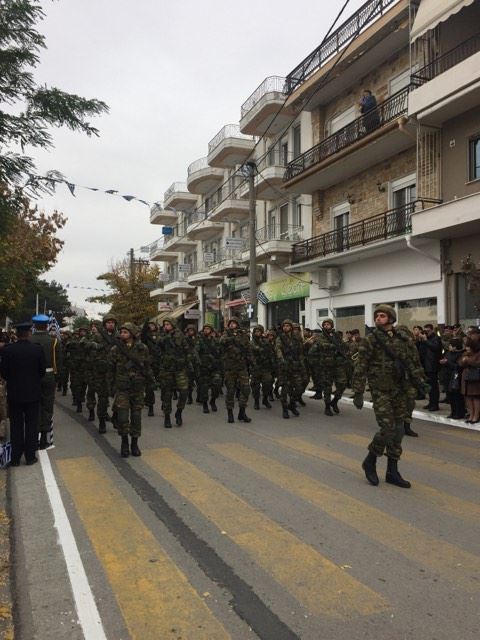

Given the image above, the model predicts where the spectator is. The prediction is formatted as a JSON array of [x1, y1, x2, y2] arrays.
[[440, 338, 466, 420], [459, 333, 480, 424], [420, 324, 443, 411], [359, 89, 380, 133], [0, 322, 46, 466], [0, 332, 10, 442], [412, 326, 427, 399]]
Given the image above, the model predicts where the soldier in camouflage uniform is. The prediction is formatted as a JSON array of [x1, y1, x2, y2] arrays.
[[195, 323, 221, 413], [352, 305, 429, 488], [157, 317, 190, 428], [67, 326, 89, 412], [307, 330, 324, 400], [315, 318, 349, 417], [184, 324, 198, 404], [141, 320, 160, 417], [250, 325, 274, 410], [58, 331, 71, 396], [85, 323, 100, 422], [220, 318, 252, 423], [109, 322, 152, 458], [275, 319, 304, 419], [265, 330, 278, 401], [89, 315, 119, 433]]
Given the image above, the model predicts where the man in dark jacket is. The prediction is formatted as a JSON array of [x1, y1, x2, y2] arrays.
[[420, 324, 443, 411], [0, 322, 46, 465]]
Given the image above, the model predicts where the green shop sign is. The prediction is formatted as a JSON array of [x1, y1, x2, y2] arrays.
[[260, 273, 310, 302]]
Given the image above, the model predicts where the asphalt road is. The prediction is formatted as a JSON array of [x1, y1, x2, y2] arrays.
[[8, 392, 480, 640]]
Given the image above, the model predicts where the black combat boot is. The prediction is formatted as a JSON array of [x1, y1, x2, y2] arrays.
[[254, 397, 260, 410], [147, 405, 154, 417], [324, 402, 333, 417], [120, 436, 130, 458], [88, 408, 95, 422], [362, 451, 379, 486], [312, 391, 323, 400], [187, 391, 193, 405], [404, 422, 418, 437], [76, 401, 82, 413], [203, 401, 210, 414], [130, 437, 141, 457], [98, 418, 107, 434], [38, 431, 48, 450], [210, 398, 218, 412], [227, 409, 234, 424], [282, 406, 290, 419], [238, 407, 252, 423], [288, 401, 299, 417], [330, 396, 341, 414], [262, 395, 272, 409], [164, 414, 172, 428], [175, 408, 183, 426], [386, 458, 411, 488]]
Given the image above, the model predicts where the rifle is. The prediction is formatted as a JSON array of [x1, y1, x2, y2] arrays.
[[97, 324, 149, 379], [365, 324, 416, 387], [319, 324, 348, 361]]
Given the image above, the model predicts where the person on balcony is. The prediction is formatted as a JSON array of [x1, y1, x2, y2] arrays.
[[359, 89, 380, 133]]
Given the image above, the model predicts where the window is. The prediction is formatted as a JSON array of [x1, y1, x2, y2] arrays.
[[293, 124, 301, 159], [327, 106, 356, 135], [469, 135, 480, 181], [293, 198, 302, 228], [331, 202, 350, 252], [397, 298, 437, 326], [279, 203, 289, 237], [334, 305, 365, 334], [390, 173, 416, 235], [317, 308, 329, 319], [389, 68, 411, 95]]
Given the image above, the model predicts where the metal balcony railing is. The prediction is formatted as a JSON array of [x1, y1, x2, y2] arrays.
[[284, 87, 409, 182], [241, 76, 287, 118], [187, 157, 209, 176], [187, 211, 208, 226], [164, 182, 188, 202], [210, 244, 247, 265], [284, 0, 401, 95], [291, 200, 440, 264], [149, 237, 166, 258], [411, 31, 480, 87], [256, 224, 304, 243], [208, 124, 254, 155]]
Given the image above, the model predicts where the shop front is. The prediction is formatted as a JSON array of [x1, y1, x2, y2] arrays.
[[258, 273, 310, 329]]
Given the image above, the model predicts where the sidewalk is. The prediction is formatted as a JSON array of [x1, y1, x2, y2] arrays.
[[0, 471, 13, 640]]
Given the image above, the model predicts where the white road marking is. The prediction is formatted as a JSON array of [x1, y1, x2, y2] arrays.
[[39, 450, 108, 640]]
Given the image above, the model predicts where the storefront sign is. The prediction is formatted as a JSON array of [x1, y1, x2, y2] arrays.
[[203, 252, 215, 263], [178, 264, 191, 273], [259, 273, 310, 302], [225, 237, 244, 250], [184, 308, 201, 320]]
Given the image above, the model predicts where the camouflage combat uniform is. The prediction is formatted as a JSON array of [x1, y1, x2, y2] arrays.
[[316, 320, 349, 413], [195, 325, 222, 406], [250, 326, 274, 406], [275, 320, 304, 415], [157, 317, 190, 419], [220, 325, 251, 411]]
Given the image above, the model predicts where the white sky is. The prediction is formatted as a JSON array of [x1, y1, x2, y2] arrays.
[[31, 0, 365, 316]]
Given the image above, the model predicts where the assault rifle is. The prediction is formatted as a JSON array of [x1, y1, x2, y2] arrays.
[[96, 324, 149, 379], [318, 323, 348, 361]]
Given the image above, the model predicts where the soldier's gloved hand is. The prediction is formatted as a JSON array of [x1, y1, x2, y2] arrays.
[[353, 392, 364, 410]]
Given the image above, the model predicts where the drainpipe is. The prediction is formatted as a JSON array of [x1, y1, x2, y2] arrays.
[[405, 234, 440, 263], [405, 234, 446, 323], [398, 116, 416, 141]]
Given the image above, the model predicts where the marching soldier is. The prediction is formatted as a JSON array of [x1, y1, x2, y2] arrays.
[[195, 323, 221, 413], [250, 325, 274, 410], [157, 317, 190, 428], [352, 305, 429, 488], [316, 318, 349, 416], [90, 315, 119, 433], [58, 330, 71, 396], [220, 318, 252, 423], [109, 322, 152, 458], [141, 319, 160, 417], [275, 319, 304, 419], [184, 324, 198, 404]]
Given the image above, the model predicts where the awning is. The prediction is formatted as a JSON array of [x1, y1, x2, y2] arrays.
[[411, 0, 475, 41], [225, 298, 246, 308], [170, 300, 198, 319]]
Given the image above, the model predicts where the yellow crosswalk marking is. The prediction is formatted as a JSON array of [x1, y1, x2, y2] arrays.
[[275, 436, 480, 523], [211, 443, 480, 593], [143, 448, 388, 618], [439, 428, 480, 443], [58, 457, 230, 640], [416, 436, 479, 457], [336, 434, 480, 485]]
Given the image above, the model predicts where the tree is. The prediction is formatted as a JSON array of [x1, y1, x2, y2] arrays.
[[88, 259, 162, 326], [0, 186, 66, 317], [0, 0, 109, 189], [11, 278, 72, 324], [72, 315, 90, 330]]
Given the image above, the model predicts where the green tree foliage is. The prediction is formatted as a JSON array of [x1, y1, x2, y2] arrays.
[[88, 259, 162, 326], [72, 315, 90, 330], [0, 0, 109, 188], [11, 278, 72, 323]]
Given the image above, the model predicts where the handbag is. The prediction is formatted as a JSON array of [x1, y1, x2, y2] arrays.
[[465, 366, 480, 382]]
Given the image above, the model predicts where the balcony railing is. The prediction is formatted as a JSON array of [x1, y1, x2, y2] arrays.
[[211, 244, 247, 264], [187, 210, 208, 225], [208, 124, 254, 155], [149, 237, 166, 257], [187, 157, 209, 176], [291, 200, 439, 264], [256, 224, 304, 243], [164, 181, 188, 202], [241, 76, 286, 118], [411, 31, 480, 87], [284, 87, 409, 182], [284, 0, 400, 95]]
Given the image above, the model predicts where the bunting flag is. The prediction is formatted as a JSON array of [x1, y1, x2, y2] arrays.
[[65, 284, 110, 292]]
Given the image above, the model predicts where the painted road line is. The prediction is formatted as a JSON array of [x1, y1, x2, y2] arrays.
[[336, 433, 480, 485], [439, 429, 480, 443], [419, 436, 480, 458], [211, 443, 480, 593], [274, 436, 480, 523], [58, 457, 230, 640], [39, 450, 107, 640], [143, 448, 388, 618]]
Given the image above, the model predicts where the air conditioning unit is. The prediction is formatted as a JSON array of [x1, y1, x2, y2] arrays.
[[216, 283, 228, 299], [317, 267, 342, 290]]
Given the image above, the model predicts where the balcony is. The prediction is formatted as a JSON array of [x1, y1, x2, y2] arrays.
[[163, 273, 196, 295], [208, 187, 250, 222], [208, 247, 247, 277], [409, 32, 480, 126], [150, 203, 178, 226], [248, 149, 292, 200], [186, 157, 224, 195], [164, 182, 198, 210], [240, 76, 296, 136], [163, 229, 197, 253], [284, 0, 408, 110], [207, 124, 256, 168], [186, 211, 224, 241], [187, 261, 223, 286], [290, 200, 439, 268], [253, 224, 304, 264], [149, 239, 179, 263], [412, 192, 478, 240], [283, 87, 412, 193]]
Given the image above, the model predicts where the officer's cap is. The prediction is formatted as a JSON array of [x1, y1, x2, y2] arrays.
[[14, 321, 33, 331], [373, 304, 397, 323], [32, 314, 49, 323]]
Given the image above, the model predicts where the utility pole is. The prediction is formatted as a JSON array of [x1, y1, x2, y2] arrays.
[[245, 161, 257, 328], [129, 248, 135, 286]]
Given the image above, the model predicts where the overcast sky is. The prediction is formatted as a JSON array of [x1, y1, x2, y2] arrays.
[[32, 0, 365, 317]]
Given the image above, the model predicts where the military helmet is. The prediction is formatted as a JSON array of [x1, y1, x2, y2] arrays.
[[373, 304, 397, 323], [102, 313, 117, 325], [253, 324, 264, 333], [281, 318, 293, 327], [162, 316, 176, 328], [227, 318, 239, 328], [203, 323, 214, 331], [120, 322, 139, 337], [322, 318, 334, 327]]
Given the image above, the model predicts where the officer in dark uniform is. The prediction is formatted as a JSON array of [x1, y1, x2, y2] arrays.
[[31, 314, 62, 449], [0, 322, 46, 465]]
